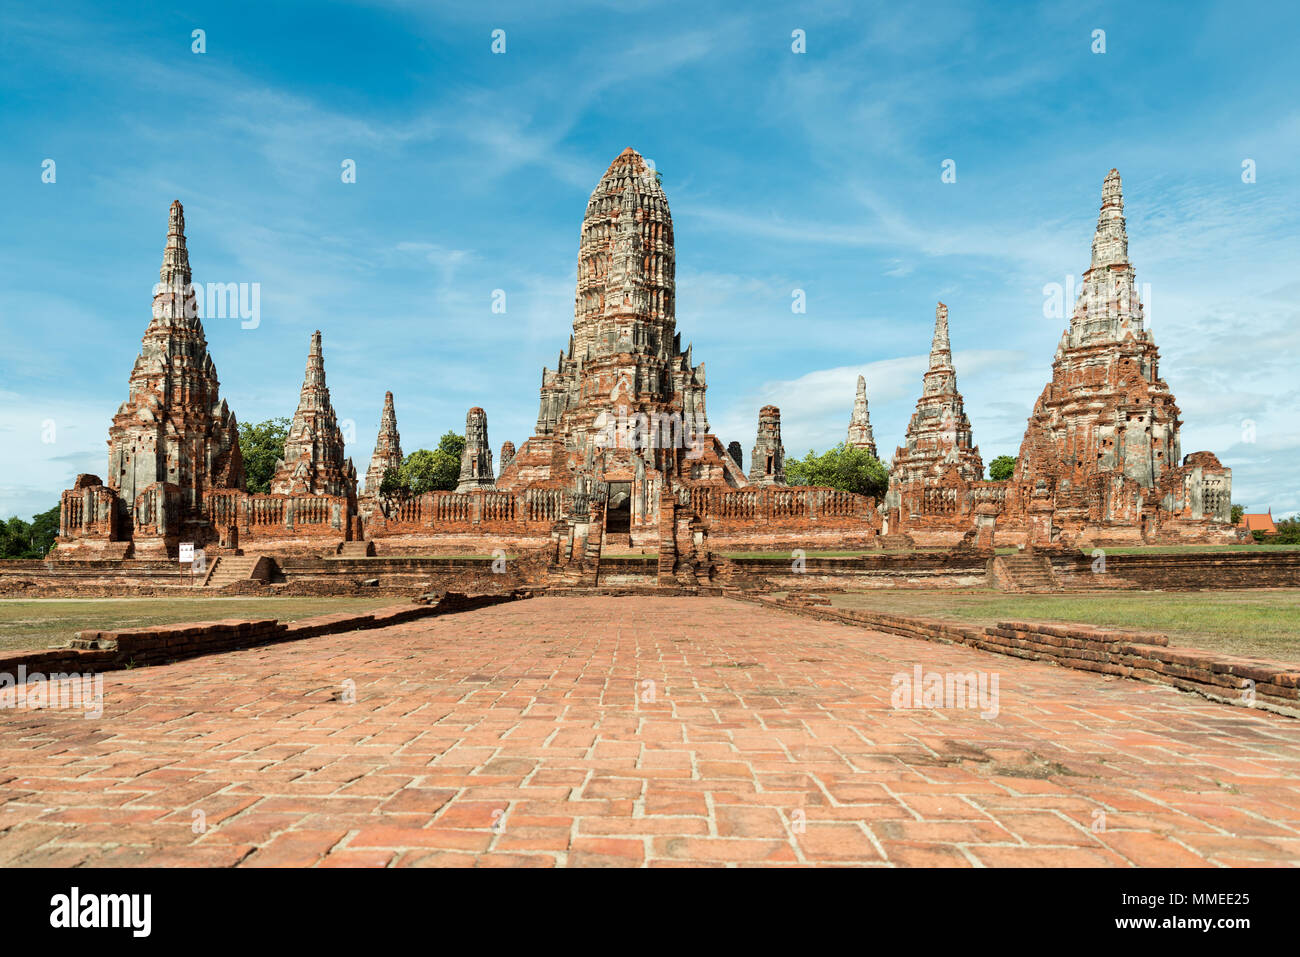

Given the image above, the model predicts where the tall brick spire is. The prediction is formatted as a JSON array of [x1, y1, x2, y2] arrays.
[[572, 147, 675, 358], [526, 147, 710, 471], [846, 374, 877, 457], [1071, 168, 1144, 346], [363, 391, 403, 494], [1017, 167, 1189, 521], [890, 303, 982, 484], [271, 330, 356, 498], [107, 201, 244, 514]]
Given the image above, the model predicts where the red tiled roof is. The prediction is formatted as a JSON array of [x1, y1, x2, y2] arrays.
[[1239, 513, 1277, 533]]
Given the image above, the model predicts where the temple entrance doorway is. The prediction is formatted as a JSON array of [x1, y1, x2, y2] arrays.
[[606, 482, 632, 535]]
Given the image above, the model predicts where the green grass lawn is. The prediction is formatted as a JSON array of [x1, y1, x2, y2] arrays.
[[0, 597, 401, 653], [829, 588, 1300, 661]]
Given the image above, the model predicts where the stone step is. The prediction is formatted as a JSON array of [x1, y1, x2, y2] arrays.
[[993, 554, 1062, 593], [203, 554, 273, 588]]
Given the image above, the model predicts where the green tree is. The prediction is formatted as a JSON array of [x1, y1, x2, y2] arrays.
[[238, 417, 290, 494], [0, 516, 30, 559], [399, 432, 465, 493], [988, 455, 1017, 482], [437, 430, 466, 461], [378, 467, 405, 497], [1230, 504, 1245, 525], [786, 443, 889, 500], [1272, 518, 1300, 545], [0, 504, 61, 559], [27, 505, 60, 557]]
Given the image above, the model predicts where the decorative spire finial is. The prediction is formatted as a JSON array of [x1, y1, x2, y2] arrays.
[[929, 302, 952, 370], [1090, 168, 1129, 270], [159, 199, 192, 287]]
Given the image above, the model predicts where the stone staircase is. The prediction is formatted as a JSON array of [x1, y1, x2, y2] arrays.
[[202, 554, 274, 589], [990, 553, 1061, 593], [335, 540, 376, 558]]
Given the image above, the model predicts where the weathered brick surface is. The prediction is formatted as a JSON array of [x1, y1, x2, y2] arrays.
[[1, 596, 1297, 867], [752, 596, 1300, 717], [1008, 171, 1237, 547], [0, 596, 518, 679], [11, 548, 1300, 598], [1052, 550, 1300, 590]]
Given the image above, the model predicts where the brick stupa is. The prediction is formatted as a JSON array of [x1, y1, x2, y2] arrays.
[[890, 303, 984, 485], [1013, 169, 1233, 539], [362, 391, 403, 495], [845, 374, 877, 457], [495, 147, 747, 542], [456, 407, 495, 493], [271, 331, 357, 499]]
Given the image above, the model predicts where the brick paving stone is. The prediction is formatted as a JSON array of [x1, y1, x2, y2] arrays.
[[0, 596, 1298, 867]]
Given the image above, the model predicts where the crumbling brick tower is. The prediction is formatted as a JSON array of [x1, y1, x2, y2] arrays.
[[362, 391, 403, 496], [456, 407, 495, 493], [845, 374, 878, 457], [882, 303, 985, 539], [747, 405, 786, 486], [498, 441, 516, 477], [1013, 169, 1234, 544], [891, 302, 984, 485], [59, 200, 245, 558], [496, 148, 746, 544]]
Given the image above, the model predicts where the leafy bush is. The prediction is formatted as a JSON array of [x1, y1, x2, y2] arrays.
[[1273, 518, 1300, 545]]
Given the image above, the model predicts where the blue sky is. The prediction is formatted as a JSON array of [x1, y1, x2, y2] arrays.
[[2, 0, 1297, 520]]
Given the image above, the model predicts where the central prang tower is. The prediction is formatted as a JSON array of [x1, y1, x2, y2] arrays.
[[497, 148, 745, 538]]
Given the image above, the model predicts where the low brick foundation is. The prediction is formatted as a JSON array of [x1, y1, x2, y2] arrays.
[[0, 592, 524, 680], [739, 594, 1300, 718], [1052, 550, 1300, 590], [7, 548, 1300, 597]]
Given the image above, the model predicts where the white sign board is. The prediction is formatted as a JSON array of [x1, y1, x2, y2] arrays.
[[179, 543, 194, 563]]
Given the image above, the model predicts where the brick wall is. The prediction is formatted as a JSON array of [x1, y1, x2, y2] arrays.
[[1052, 550, 1300, 589]]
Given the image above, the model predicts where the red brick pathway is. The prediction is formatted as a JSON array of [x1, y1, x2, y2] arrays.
[[1, 597, 1298, 867]]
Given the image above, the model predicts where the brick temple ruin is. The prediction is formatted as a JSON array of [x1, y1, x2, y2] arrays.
[[881, 169, 1237, 548], [57, 158, 1239, 563]]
